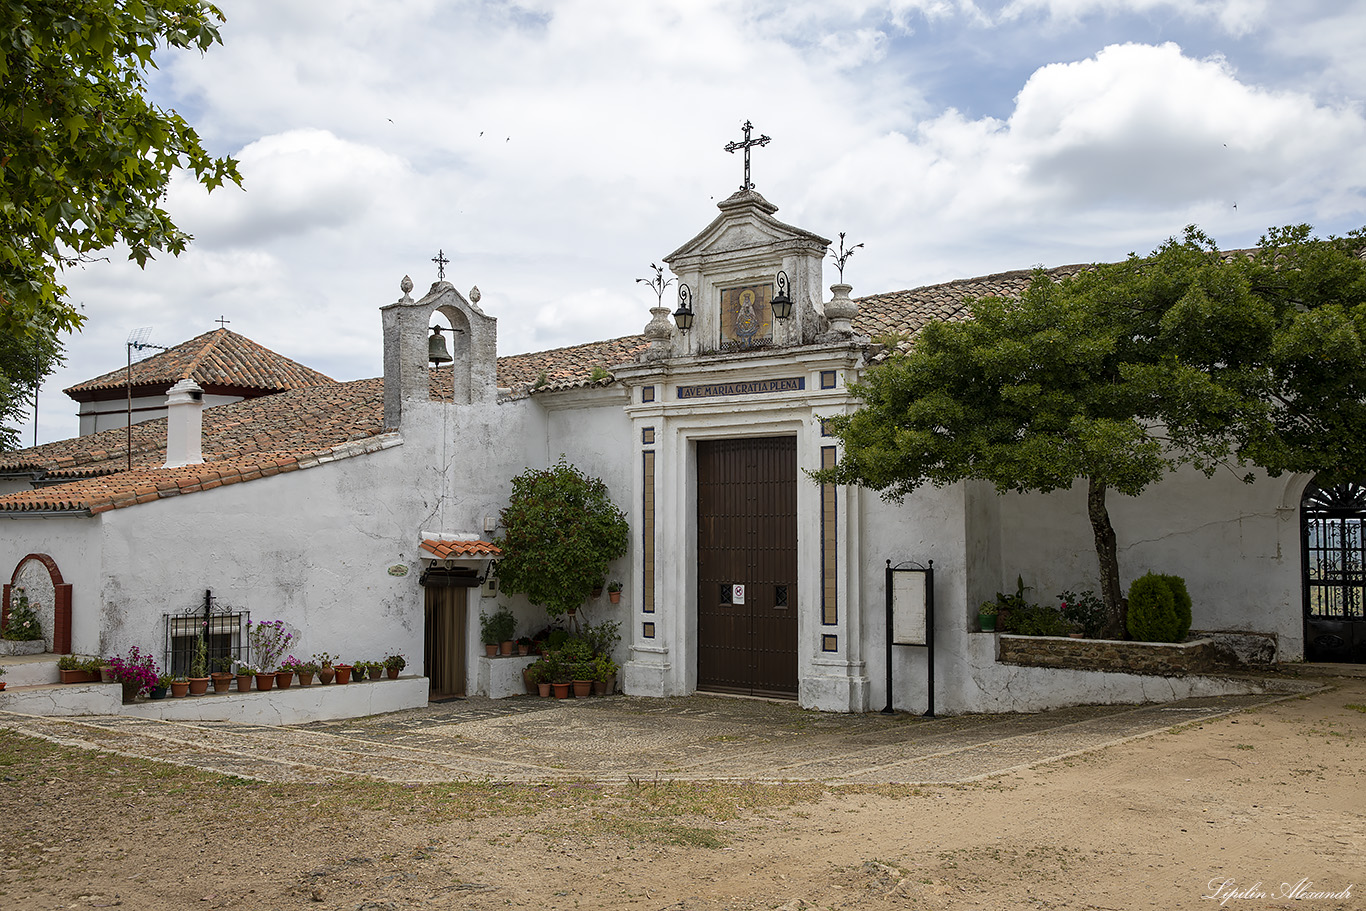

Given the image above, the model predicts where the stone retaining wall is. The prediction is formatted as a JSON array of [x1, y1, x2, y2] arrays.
[[997, 634, 1228, 676]]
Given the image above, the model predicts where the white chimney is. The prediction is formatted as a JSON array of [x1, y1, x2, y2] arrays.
[[164, 378, 204, 468]]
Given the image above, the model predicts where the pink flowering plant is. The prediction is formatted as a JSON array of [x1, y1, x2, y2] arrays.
[[246, 619, 296, 673], [108, 646, 160, 694], [1, 588, 43, 641]]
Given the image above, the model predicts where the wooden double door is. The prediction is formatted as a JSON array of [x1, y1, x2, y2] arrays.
[[696, 437, 799, 698]]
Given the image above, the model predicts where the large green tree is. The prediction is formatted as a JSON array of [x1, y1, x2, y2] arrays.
[[815, 226, 1366, 636], [1, 0, 240, 446]]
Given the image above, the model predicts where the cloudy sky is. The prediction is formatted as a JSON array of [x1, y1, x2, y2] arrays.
[[20, 0, 1366, 444]]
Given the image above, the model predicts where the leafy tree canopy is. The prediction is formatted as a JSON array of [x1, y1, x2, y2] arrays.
[[0, 0, 241, 431], [493, 457, 629, 619], [815, 225, 1366, 635]]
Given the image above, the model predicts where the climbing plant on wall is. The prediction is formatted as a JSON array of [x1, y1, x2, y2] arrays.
[[493, 457, 629, 619]]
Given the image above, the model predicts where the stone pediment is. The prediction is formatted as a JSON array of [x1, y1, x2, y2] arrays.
[[667, 189, 829, 267]]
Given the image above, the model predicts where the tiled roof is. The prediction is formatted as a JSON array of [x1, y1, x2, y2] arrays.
[[63, 328, 334, 398], [420, 539, 502, 558], [495, 335, 649, 393], [0, 434, 401, 514], [853, 264, 1086, 360], [0, 377, 386, 480], [0, 262, 1083, 514]]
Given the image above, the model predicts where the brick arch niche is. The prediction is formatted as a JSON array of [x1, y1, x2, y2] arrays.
[[2, 554, 72, 654]]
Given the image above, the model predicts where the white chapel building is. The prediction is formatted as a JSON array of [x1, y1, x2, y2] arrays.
[[0, 168, 1347, 716]]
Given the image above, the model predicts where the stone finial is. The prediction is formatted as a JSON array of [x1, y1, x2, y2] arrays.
[[825, 283, 858, 335], [469, 286, 481, 304], [400, 275, 414, 301], [642, 305, 675, 360]]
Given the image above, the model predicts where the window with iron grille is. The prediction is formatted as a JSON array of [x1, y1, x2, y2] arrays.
[[163, 590, 249, 676]]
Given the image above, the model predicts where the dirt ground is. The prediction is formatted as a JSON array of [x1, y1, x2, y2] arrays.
[[1, 677, 1362, 911]]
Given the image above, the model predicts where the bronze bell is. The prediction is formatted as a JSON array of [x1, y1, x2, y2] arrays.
[[428, 327, 453, 365]]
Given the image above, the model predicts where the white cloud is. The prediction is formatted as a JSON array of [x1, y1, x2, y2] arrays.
[[999, 0, 1269, 35], [15, 3, 1366, 447]]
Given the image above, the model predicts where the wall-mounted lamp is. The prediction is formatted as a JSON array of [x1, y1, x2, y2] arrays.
[[673, 283, 695, 332], [771, 270, 793, 320]]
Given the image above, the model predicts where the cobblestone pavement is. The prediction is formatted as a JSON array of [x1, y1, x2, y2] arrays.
[[0, 687, 1316, 786]]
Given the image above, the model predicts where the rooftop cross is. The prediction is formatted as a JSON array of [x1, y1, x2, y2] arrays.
[[214, 315, 231, 328], [724, 120, 770, 192], [432, 249, 450, 281]]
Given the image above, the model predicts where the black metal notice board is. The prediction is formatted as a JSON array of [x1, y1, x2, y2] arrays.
[[885, 559, 934, 716]]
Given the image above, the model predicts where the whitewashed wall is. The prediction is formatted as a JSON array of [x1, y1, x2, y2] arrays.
[[997, 466, 1309, 658]]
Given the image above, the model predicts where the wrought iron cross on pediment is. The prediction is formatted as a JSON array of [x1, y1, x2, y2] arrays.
[[724, 120, 770, 191]]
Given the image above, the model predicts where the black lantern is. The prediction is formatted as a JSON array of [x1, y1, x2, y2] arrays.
[[771, 270, 793, 320], [673, 283, 695, 332]]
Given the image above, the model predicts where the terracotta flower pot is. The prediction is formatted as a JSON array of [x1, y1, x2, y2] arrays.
[[210, 673, 233, 693], [170, 679, 190, 698], [334, 665, 352, 685], [499, 641, 514, 656], [592, 680, 608, 696], [235, 673, 253, 693], [537, 682, 552, 697], [298, 671, 314, 686], [572, 680, 592, 698], [188, 677, 210, 696], [318, 666, 335, 685], [552, 682, 570, 699], [609, 591, 621, 604], [484, 644, 498, 658], [99, 666, 116, 684], [276, 670, 294, 689], [386, 666, 400, 679], [254, 673, 275, 692], [518, 643, 529, 656], [368, 665, 384, 681], [60, 669, 99, 684]]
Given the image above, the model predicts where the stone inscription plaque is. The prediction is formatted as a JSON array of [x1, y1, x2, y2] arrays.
[[675, 377, 805, 400]]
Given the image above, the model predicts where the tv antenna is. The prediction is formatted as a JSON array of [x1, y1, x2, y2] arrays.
[[126, 328, 169, 471]]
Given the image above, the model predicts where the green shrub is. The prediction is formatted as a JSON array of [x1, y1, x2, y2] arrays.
[[1159, 574, 1192, 640], [1000, 602, 1071, 637], [1127, 572, 1181, 642]]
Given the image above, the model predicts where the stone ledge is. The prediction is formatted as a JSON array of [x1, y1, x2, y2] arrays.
[[997, 634, 1227, 676]]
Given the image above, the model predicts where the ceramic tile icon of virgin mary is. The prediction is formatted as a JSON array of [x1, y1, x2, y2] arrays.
[[720, 283, 773, 349]]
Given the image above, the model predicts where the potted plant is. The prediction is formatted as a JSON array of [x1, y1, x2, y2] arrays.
[[148, 673, 171, 700], [277, 655, 299, 689], [478, 611, 500, 658], [978, 601, 998, 633], [527, 657, 552, 697], [366, 660, 384, 681], [0, 665, 6, 691], [187, 633, 210, 695], [95, 656, 115, 684], [211, 656, 234, 693], [246, 619, 296, 679], [592, 654, 618, 696], [607, 580, 623, 604], [295, 658, 318, 686], [313, 653, 336, 685], [235, 663, 256, 692], [334, 661, 354, 684], [169, 675, 190, 698], [57, 655, 100, 684], [516, 636, 532, 657], [254, 667, 276, 692], [384, 654, 406, 679], [0, 587, 44, 646], [109, 646, 159, 704]]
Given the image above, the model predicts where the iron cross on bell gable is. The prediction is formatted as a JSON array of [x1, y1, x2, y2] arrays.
[[724, 120, 770, 191]]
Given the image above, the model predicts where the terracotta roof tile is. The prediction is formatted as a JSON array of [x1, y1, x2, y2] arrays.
[[494, 335, 648, 394], [420, 539, 502, 558], [0, 435, 401, 514], [64, 328, 334, 398]]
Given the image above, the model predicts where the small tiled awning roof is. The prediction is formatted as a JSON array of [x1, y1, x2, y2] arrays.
[[420, 539, 502, 559]]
